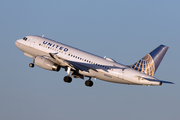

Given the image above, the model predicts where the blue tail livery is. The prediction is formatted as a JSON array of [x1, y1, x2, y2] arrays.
[[131, 45, 169, 76]]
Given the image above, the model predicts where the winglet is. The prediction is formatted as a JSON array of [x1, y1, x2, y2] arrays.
[[49, 53, 55, 59]]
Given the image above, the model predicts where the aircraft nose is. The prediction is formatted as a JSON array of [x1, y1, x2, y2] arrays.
[[15, 39, 21, 48], [15, 40, 19, 47]]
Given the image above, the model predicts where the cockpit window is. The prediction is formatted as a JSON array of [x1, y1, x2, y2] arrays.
[[23, 37, 28, 41]]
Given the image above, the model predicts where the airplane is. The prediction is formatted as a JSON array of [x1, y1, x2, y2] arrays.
[[15, 35, 174, 87]]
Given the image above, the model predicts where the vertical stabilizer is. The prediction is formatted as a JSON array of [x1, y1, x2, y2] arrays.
[[131, 45, 169, 76]]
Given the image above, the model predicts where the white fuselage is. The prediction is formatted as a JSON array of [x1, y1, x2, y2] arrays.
[[15, 36, 161, 86]]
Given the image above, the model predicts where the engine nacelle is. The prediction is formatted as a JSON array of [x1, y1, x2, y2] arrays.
[[34, 56, 61, 71]]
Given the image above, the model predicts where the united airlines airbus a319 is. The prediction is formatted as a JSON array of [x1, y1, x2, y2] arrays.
[[15, 35, 173, 87]]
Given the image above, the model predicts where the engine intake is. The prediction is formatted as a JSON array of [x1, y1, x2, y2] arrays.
[[34, 56, 61, 71]]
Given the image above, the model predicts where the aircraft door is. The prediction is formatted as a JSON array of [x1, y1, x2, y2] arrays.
[[29, 38, 36, 48], [118, 68, 124, 80]]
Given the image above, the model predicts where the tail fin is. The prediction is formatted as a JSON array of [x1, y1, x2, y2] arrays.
[[131, 45, 169, 76]]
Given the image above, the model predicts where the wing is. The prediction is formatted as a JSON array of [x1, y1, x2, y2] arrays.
[[49, 53, 97, 76]]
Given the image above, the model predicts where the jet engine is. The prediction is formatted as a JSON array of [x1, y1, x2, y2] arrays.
[[34, 56, 61, 71]]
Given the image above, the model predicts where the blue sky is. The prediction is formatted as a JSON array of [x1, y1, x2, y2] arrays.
[[0, 0, 180, 120]]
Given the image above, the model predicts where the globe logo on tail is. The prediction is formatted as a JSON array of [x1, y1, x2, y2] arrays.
[[131, 54, 155, 76], [130, 45, 169, 77]]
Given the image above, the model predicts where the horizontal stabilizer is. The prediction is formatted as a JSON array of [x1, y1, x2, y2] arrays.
[[142, 77, 174, 84]]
